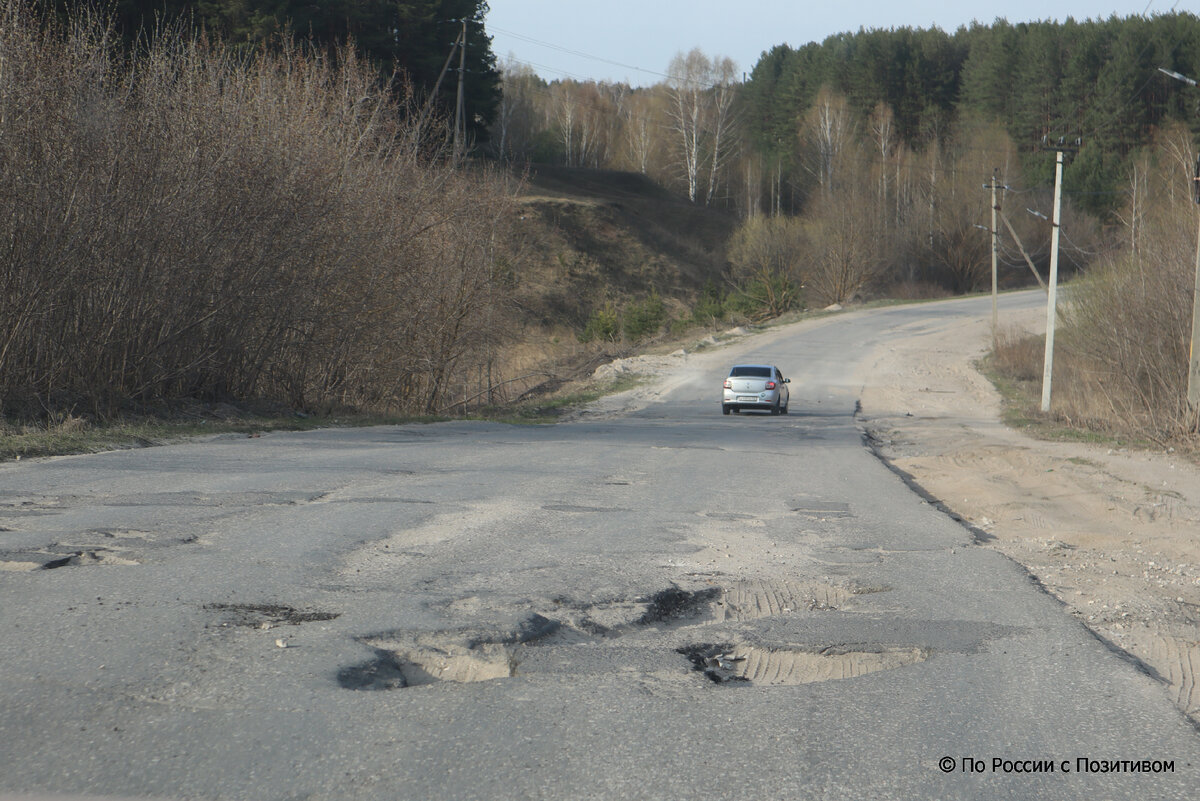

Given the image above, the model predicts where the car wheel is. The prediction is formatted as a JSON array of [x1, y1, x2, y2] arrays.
[[782, 403, 789, 415], [771, 400, 781, 415], [722, 405, 731, 415]]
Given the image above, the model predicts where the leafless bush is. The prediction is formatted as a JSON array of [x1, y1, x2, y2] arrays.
[[1056, 126, 1197, 441], [799, 178, 887, 305], [0, 1, 515, 420], [725, 215, 804, 317]]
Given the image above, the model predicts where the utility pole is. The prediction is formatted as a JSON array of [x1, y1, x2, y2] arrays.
[[417, 25, 464, 148], [454, 18, 467, 164], [1041, 144, 1070, 413], [984, 169, 1003, 346], [1000, 211, 1047, 290], [1189, 153, 1200, 408]]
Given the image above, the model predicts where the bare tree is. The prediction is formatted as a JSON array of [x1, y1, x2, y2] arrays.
[[800, 165, 886, 304], [868, 102, 895, 218], [491, 58, 540, 161], [803, 87, 855, 195], [704, 56, 739, 205], [665, 48, 740, 205], [622, 91, 655, 173], [666, 48, 709, 202], [918, 121, 1017, 292], [551, 81, 577, 166]]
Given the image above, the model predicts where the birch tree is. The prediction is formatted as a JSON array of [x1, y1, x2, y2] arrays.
[[803, 87, 855, 195], [666, 48, 740, 205], [666, 48, 708, 201], [704, 56, 739, 205]]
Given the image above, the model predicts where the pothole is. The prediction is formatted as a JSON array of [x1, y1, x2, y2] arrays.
[[0, 555, 48, 571], [0, 547, 140, 570], [339, 644, 518, 690], [343, 614, 558, 690], [791, 502, 853, 519], [678, 642, 928, 685], [636, 586, 722, 625], [205, 602, 340, 627]]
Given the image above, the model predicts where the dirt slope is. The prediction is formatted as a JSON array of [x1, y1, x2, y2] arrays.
[[508, 165, 737, 329]]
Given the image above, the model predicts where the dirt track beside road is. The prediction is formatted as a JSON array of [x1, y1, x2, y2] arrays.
[[856, 307, 1200, 725]]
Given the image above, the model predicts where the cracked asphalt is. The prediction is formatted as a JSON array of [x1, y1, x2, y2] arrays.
[[2, 292, 1198, 800]]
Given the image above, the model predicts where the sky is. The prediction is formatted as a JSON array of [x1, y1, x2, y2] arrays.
[[485, 0, 1182, 85]]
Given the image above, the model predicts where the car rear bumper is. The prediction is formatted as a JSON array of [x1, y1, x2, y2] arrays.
[[724, 390, 780, 405]]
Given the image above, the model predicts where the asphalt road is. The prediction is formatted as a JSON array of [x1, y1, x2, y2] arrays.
[[2, 292, 1198, 800]]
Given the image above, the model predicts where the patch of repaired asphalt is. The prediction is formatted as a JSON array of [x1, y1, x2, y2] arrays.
[[677, 642, 928, 685]]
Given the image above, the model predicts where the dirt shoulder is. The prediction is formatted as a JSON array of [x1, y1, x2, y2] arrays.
[[855, 307, 1200, 726]]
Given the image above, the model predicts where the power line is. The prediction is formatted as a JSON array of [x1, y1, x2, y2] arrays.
[[489, 25, 672, 82], [490, 24, 741, 91]]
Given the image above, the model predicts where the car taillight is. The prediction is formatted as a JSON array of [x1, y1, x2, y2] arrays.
[[723, 379, 732, 389], [766, 381, 777, 390]]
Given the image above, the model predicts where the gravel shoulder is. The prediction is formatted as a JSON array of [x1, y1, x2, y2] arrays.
[[588, 303, 1200, 726]]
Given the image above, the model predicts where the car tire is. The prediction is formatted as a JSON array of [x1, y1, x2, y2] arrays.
[[771, 400, 781, 415], [782, 404, 789, 415], [722, 405, 731, 415]]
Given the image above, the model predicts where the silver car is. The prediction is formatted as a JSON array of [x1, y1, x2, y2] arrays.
[[722, 364, 790, 415]]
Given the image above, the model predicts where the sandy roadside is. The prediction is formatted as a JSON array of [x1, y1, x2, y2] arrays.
[[855, 306, 1200, 727], [582, 304, 1200, 726]]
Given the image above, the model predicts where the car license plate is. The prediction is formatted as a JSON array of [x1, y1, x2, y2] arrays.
[[737, 396, 757, 403]]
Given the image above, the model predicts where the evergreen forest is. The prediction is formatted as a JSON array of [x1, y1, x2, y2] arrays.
[[744, 14, 1200, 216]]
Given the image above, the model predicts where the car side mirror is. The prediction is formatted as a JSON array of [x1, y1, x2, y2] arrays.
[[783, 378, 790, 383]]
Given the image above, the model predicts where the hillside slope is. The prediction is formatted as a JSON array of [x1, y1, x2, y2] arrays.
[[506, 165, 737, 330]]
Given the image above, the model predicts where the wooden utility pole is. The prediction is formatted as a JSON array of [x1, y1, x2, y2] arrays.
[[998, 211, 1047, 290], [417, 26, 464, 147], [454, 18, 467, 164], [1188, 153, 1200, 409], [1041, 147, 1066, 413]]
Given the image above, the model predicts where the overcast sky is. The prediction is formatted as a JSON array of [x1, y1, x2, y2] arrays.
[[486, 0, 1180, 85]]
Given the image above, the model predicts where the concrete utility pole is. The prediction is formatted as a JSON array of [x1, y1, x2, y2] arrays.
[[1041, 147, 1067, 413], [985, 170, 1003, 345]]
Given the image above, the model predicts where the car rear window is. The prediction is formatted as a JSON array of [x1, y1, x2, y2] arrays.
[[730, 366, 772, 377]]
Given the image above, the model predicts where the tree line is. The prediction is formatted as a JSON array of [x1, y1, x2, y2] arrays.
[[746, 13, 1200, 216], [492, 12, 1198, 307]]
